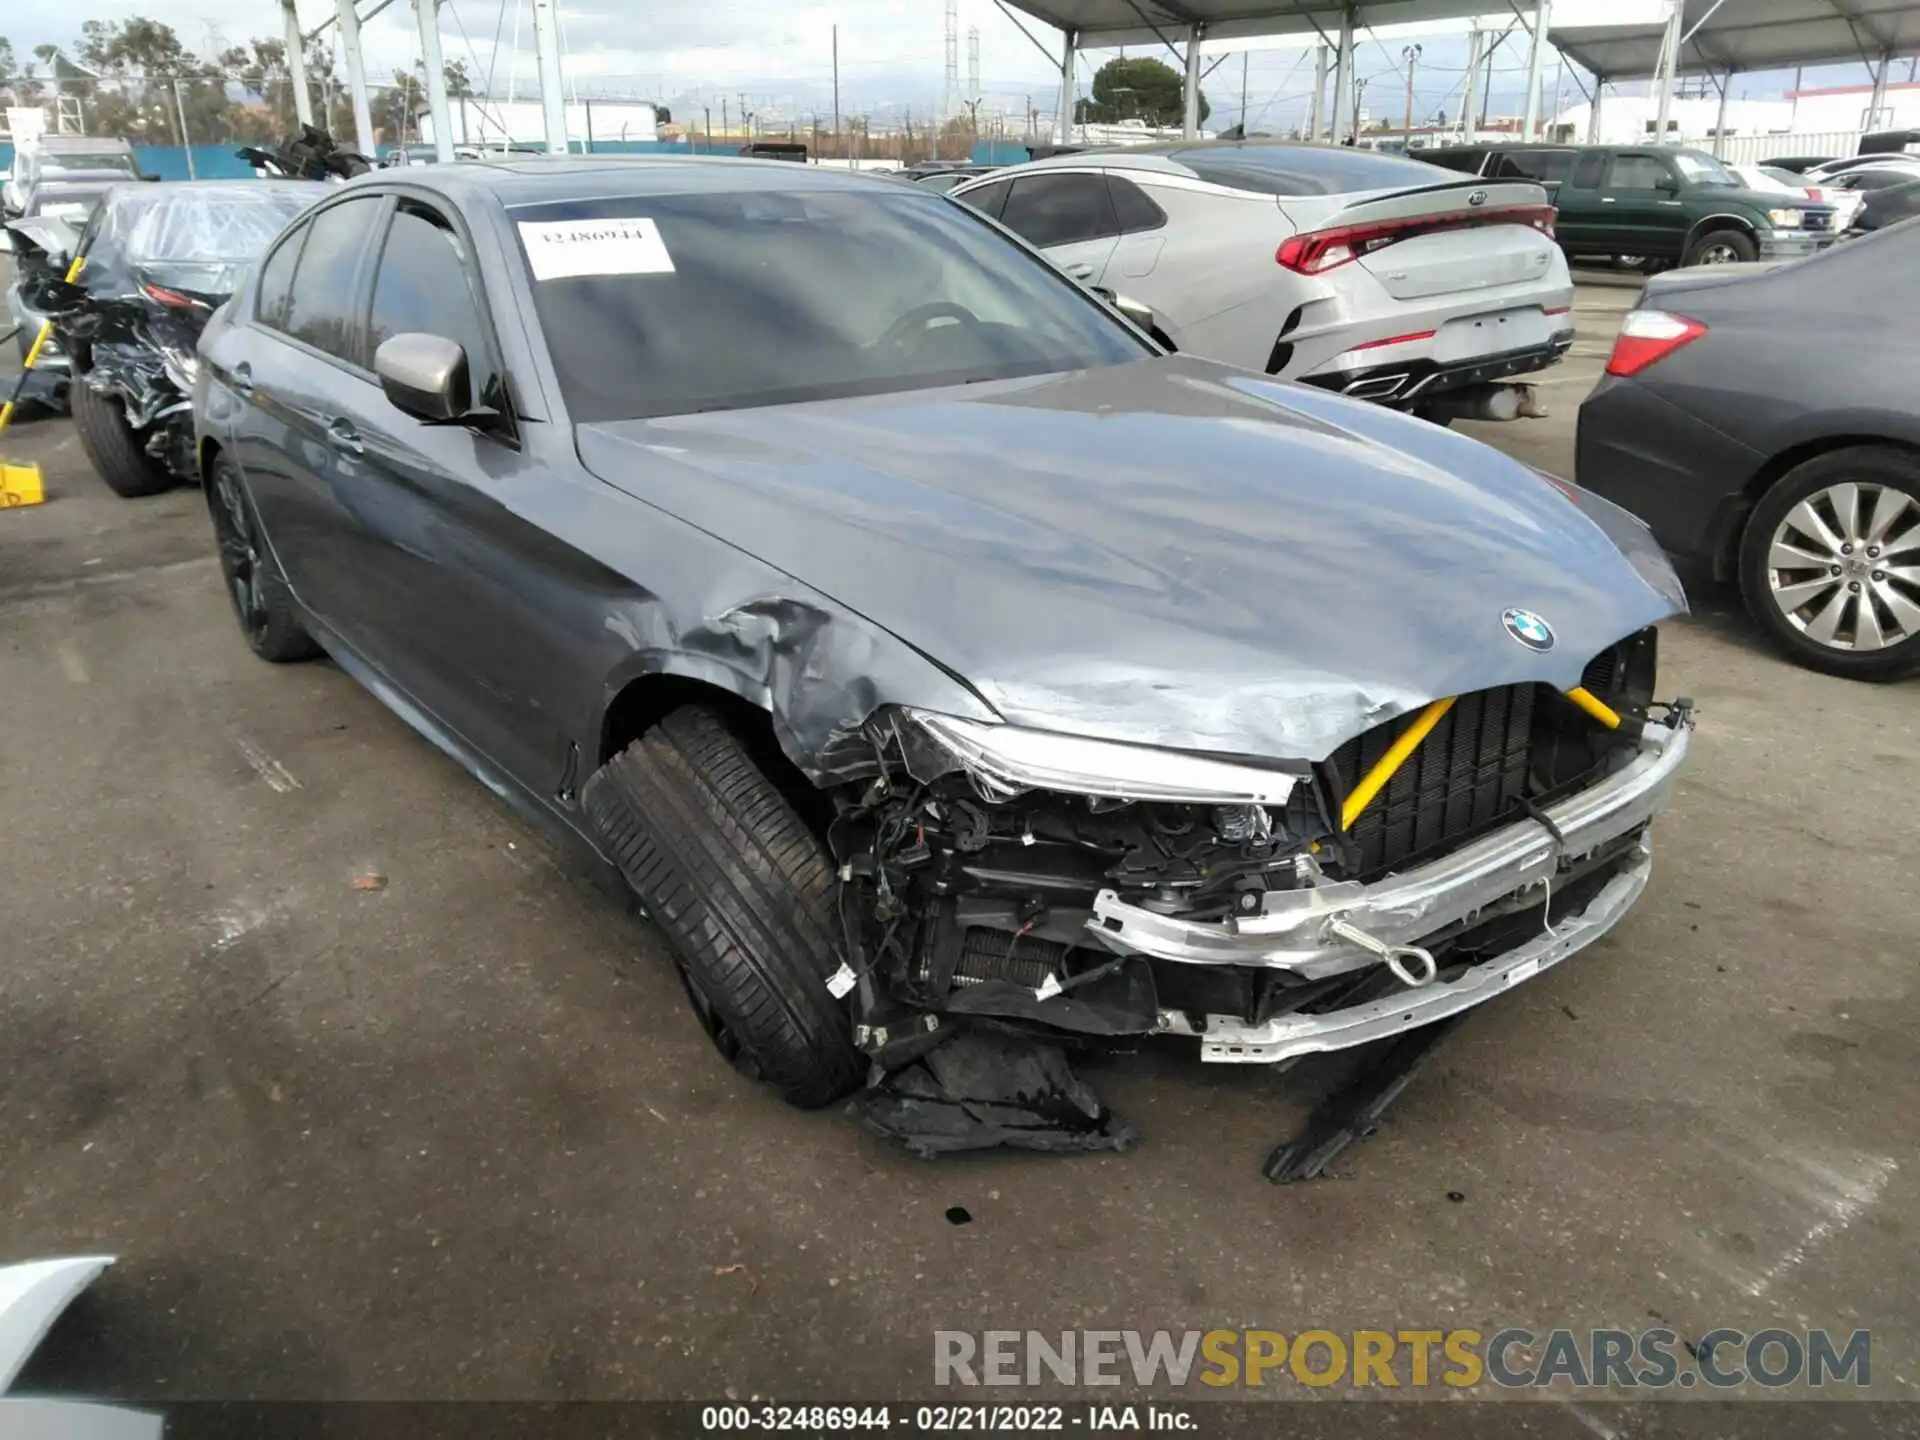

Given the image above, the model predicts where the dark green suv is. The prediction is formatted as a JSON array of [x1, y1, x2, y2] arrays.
[[1421, 143, 1839, 268]]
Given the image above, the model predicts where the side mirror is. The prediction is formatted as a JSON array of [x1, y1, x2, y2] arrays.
[[374, 332, 471, 422], [1093, 287, 1157, 335], [1655, 174, 1680, 194]]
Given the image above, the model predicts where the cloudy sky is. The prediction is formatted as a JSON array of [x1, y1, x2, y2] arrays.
[[2, 0, 1888, 132]]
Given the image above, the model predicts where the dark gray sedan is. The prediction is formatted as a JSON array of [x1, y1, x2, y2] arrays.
[[1577, 221, 1920, 680], [193, 158, 1690, 1129]]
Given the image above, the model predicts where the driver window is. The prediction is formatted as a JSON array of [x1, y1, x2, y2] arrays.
[[367, 202, 499, 404]]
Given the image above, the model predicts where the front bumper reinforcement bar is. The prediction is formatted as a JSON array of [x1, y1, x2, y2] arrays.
[[1087, 720, 1687, 980]]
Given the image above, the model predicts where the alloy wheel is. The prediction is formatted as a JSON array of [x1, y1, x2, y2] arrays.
[[1766, 481, 1920, 651], [212, 467, 270, 644], [1697, 242, 1742, 265]]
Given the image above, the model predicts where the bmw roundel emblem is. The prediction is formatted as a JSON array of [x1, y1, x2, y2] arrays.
[[1502, 608, 1555, 651]]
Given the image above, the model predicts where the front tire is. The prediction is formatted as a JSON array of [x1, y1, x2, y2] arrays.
[[71, 382, 173, 497], [583, 707, 862, 1108], [1739, 446, 1920, 681], [207, 454, 321, 663], [1684, 228, 1758, 267]]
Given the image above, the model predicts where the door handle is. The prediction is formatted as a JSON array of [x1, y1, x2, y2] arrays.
[[230, 362, 254, 395], [325, 417, 364, 457], [1065, 261, 1096, 279], [1599, 197, 1616, 203]]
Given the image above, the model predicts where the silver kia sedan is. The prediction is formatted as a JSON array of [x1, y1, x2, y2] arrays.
[[953, 141, 1575, 423]]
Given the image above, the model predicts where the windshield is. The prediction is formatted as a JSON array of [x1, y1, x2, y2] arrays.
[[512, 187, 1148, 422], [125, 188, 319, 263], [44, 151, 138, 177], [1674, 152, 1740, 186]]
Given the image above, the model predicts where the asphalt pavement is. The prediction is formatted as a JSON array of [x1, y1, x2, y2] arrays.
[[3, 270, 1917, 1426]]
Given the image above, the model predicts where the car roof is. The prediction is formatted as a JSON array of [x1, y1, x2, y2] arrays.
[[361, 155, 909, 209]]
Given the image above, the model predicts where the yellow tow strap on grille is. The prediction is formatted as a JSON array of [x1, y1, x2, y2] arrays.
[[1564, 685, 1622, 729], [1338, 685, 1625, 832], [1340, 696, 1455, 831]]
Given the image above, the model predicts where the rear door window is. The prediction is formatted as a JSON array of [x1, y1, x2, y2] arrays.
[[954, 178, 1010, 219], [1569, 152, 1605, 188], [999, 173, 1118, 248], [282, 196, 380, 366], [255, 225, 307, 332], [1106, 175, 1166, 233], [1493, 150, 1573, 182], [1606, 154, 1674, 190]]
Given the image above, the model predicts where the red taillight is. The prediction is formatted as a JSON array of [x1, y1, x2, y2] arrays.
[[1605, 309, 1707, 377], [1276, 203, 1557, 274], [141, 282, 207, 309]]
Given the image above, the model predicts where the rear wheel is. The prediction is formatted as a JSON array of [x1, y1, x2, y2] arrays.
[[1684, 228, 1757, 267], [207, 453, 321, 663], [71, 381, 173, 498], [1739, 446, 1920, 681], [583, 707, 862, 1108]]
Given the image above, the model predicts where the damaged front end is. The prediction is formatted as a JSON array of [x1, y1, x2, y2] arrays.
[[831, 629, 1690, 1107], [84, 333, 200, 477]]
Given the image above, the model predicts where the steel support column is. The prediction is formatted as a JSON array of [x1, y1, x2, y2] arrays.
[[1308, 44, 1328, 140], [1521, 0, 1551, 140], [334, 0, 377, 154], [1056, 26, 1077, 144], [1183, 24, 1205, 139], [282, 0, 315, 127], [531, 0, 569, 154], [1330, 6, 1355, 144], [415, 0, 455, 162], [1652, 0, 1682, 144]]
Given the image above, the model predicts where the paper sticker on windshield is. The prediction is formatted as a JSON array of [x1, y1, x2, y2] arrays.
[[517, 217, 674, 281]]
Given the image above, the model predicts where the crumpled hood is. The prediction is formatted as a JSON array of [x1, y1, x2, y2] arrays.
[[577, 357, 1683, 762]]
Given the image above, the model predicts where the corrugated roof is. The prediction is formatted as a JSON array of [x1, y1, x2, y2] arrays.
[[997, 0, 1498, 49], [1550, 0, 1919, 81]]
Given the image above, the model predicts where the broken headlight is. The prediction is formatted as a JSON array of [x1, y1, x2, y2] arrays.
[[900, 710, 1300, 807]]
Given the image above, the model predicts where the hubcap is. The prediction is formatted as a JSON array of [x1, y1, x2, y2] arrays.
[[1699, 243, 1740, 265], [212, 468, 269, 641], [1767, 481, 1920, 651]]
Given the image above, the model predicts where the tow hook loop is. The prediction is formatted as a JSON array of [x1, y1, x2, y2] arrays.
[[1327, 917, 1437, 988]]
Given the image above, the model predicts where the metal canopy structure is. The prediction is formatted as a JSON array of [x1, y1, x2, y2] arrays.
[[1001, 0, 1498, 48], [996, 0, 1557, 149], [1549, 0, 1919, 81], [1549, 0, 1919, 151]]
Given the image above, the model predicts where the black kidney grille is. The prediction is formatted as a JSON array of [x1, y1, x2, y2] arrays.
[[1324, 684, 1536, 880]]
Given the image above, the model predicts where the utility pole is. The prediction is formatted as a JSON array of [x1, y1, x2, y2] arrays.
[[1352, 74, 1368, 143], [704, 103, 711, 152], [1401, 43, 1422, 139], [832, 24, 840, 154], [721, 95, 729, 140], [1239, 52, 1249, 134]]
